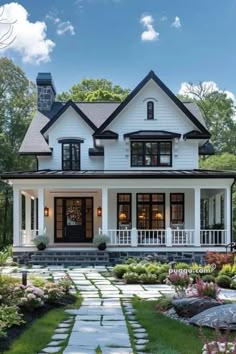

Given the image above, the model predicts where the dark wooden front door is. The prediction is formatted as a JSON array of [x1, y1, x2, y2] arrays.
[[54, 197, 93, 243]]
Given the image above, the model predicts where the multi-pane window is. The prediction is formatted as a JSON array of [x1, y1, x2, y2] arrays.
[[147, 101, 154, 120], [201, 199, 209, 229], [117, 194, 132, 228], [220, 195, 224, 225], [137, 193, 165, 229], [170, 193, 184, 225], [62, 143, 80, 170], [131, 141, 172, 167]]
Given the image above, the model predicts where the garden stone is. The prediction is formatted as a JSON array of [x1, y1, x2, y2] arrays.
[[47, 341, 64, 346], [55, 328, 69, 333], [135, 339, 149, 345], [134, 328, 146, 333], [58, 323, 71, 328], [135, 345, 146, 351], [52, 334, 68, 340], [172, 297, 220, 318], [134, 333, 148, 339], [190, 304, 236, 329], [42, 347, 61, 353], [131, 324, 142, 328]]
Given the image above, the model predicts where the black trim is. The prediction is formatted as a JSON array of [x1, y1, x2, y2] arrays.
[[130, 141, 172, 167], [2, 170, 236, 179], [93, 130, 118, 140], [58, 138, 84, 144], [19, 151, 53, 156], [136, 193, 165, 229], [183, 130, 211, 139], [230, 181, 235, 249], [62, 142, 81, 171], [124, 130, 181, 140], [170, 193, 185, 225], [117, 193, 132, 229], [95, 70, 210, 136], [88, 148, 104, 156], [41, 100, 97, 134]]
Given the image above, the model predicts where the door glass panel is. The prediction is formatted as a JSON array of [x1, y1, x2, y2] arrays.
[[66, 200, 82, 226]]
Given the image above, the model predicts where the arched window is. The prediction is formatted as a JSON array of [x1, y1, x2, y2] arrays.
[[147, 101, 154, 120]]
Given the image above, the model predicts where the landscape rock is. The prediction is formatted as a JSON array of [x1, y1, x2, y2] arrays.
[[190, 304, 236, 329], [172, 297, 220, 318]]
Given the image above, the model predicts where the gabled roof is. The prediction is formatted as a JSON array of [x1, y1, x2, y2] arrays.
[[183, 130, 211, 139], [93, 130, 118, 140], [41, 100, 97, 135], [124, 130, 181, 140], [95, 71, 210, 136]]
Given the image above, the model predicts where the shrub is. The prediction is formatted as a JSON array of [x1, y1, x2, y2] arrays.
[[123, 272, 139, 284], [29, 275, 47, 288], [206, 252, 234, 270], [125, 257, 139, 264], [0, 305, 24, 337], [0, 246, 12, 266], [43, 282, 64, 303], [158, 272, 168, 284], [168, 272, 190, 295], [195, 279, 219, 299], [139, 273, 157, 284], [219, 264, 236, 278], [146, 263, 159, 274], [156, 264, 170, 275], [155, 296, 172, 312], [113, 264, 129, 279], [216, 275, 231, 288], [58, 274, 73, 294], [175, 262, 190, 270], [0, 275, 20, 305], [202, 275, 216, 283], [128, 264, 147, 275], [230, 280, 236, 289]]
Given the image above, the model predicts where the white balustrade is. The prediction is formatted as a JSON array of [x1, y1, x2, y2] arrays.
[[171, 230, 195, 245], [200, 230, 227, 245], [137, 230, 166, 245]]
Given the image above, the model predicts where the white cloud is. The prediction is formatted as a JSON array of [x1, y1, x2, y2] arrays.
[[140, 14, 159, 41], [179, 81, 236, 103], [0, 2, 55, 64], [161, 15, 168, 21], [171, 16, 181, 29], [46, 14, 75, 36]]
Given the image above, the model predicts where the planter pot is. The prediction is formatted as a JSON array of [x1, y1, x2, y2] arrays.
[[98, 242, 106, 251], [37, 243, 46, 251]]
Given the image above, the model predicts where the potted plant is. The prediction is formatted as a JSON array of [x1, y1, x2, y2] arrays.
[[32, 234, 49, 251], [93, 234, 109, 251]]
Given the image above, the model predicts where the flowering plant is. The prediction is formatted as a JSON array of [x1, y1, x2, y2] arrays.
[[58, 274, 73, 294], [14, 285, 45, 310], [43, 282, 64, 303], [167, 271, 191, 296], [202, 341, 236, 354]]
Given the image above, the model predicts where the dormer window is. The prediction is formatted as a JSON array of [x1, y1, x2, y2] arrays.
[[147, 101, 154, 120], [59, 139, 83, 171]]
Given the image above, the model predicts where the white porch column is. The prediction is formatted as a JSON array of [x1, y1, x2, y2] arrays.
[[25, 194, 31, 244], [194, 187, 201, 246], [38, 188, 45, 235], [102, 187, 108, 235], [165, 192, 170, 228], [225, 188, 231, 245], [33, 198, 37, 230], [13, 187, 22, 246]]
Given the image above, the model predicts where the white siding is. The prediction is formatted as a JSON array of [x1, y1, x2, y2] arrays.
[[38, 106, 104, 170], [103, 79, 200, 170]]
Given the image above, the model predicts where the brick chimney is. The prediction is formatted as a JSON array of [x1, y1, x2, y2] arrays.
[[36, 73, 56, 111]]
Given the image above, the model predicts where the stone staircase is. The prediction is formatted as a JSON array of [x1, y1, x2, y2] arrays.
[[27, 250, 110, 266]]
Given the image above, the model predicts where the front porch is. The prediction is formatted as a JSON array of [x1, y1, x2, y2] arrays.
[[13, 179, 232, 253]]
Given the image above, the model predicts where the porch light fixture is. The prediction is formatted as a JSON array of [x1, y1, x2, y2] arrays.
[[155, 212, 163, 219], [119, 212, 127, 220], [44, 207, 49, 217], [97, 206, 102, 217]]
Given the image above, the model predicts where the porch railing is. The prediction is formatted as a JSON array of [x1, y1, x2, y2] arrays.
[[200, 230, 227, 246], [100, 228, 228, 247], [21, 230, 38, 246]]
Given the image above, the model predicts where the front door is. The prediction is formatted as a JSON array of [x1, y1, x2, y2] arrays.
[[54, 197, 93, 243]]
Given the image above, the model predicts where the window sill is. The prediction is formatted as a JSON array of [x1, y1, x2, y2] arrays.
[[144, 119, 157, 121]]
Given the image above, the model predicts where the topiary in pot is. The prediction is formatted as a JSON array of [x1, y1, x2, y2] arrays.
[[93, 234, 109, 250], [32, 234, 49, 251], [215, 275, 231, 288]]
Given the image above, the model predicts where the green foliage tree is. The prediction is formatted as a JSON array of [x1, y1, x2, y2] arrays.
[[57, 78, 130, 102], [0, 57, 36, 247]]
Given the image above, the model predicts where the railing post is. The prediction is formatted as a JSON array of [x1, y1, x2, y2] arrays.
[[13, 187, 22, 246], [25, 194, 31, 245], [194, 187, 201, 247], [131, 228, 138, 247], [102, 187, 108, 235], [166, 227, 172, 246]]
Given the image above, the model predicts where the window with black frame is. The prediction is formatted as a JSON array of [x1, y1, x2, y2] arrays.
[[137, 193, 165, 229], [170, 193, 184, 226], [131, 141, 172, 167], [147, 101, 154, 120], [117, 194, 132, 228], [62, 143, 80, 170]]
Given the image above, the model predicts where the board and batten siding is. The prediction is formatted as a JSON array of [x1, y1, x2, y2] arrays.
[[38, 106, 104, 170], [102, 79, 199, 170]]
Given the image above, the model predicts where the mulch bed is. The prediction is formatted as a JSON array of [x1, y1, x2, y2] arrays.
[[0, 294, 76, 353]]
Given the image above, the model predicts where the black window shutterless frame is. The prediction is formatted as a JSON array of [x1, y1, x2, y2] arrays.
[[131, 141, 172, 167]]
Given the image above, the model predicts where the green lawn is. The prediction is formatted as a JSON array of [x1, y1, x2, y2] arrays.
[[132, 298, 214, 354], [4, 295, 82, 354]]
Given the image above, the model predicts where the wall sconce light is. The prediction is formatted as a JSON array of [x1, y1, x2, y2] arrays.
[[44, 207, 49, 217], [155, 212, 163, 220], [97, 206, 102, 217], [119, 212, 127, 220]]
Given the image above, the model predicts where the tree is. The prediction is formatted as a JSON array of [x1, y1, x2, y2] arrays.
[[0, 57, 36, 247], [57, 78, 130, 102], [178, 83, 236, 154]]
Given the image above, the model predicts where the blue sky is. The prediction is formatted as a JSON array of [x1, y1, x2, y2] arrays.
[[1, 0, 236, 97]]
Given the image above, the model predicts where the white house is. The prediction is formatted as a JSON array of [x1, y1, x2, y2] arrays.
[[2, 71, 236, 262]]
